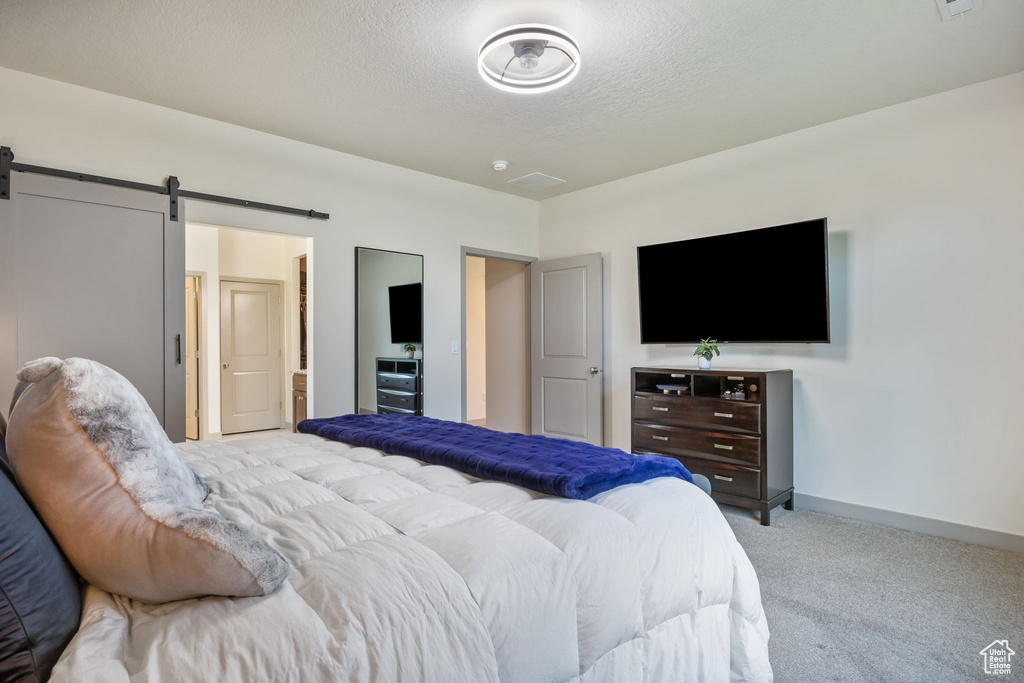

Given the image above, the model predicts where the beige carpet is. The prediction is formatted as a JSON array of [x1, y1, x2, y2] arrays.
[[723, 505, 1024, 683]]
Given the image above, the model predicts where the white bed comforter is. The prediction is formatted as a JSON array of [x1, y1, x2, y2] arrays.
[[51, 434, 772, 682]]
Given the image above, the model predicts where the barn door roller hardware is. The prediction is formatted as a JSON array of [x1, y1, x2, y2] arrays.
[[0, 146, 329, 221]]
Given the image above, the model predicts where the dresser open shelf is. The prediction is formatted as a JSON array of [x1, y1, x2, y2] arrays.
[[631, 366, 793, 525]]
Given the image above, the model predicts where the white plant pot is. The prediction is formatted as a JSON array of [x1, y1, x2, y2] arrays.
[[697, 356, 712, 370], [405, 350, 414, 359]]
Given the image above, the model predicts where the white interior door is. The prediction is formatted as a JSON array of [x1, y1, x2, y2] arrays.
[[220, 280, 282, 435], [185, 276, 200, 440], [530, 253, 604, 444], [0, 172, 185, 441]]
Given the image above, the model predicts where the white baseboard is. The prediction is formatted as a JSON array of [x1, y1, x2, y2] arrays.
[[794, 493, 1024, 554]]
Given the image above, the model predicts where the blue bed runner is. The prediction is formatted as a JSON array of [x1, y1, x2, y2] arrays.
[[298, 413, 693, 500]]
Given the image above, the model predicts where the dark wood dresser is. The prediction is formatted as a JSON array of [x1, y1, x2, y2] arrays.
[[631, 367, 793, 525], [375, 358, 423, 415], [292, 372, 307, 432]]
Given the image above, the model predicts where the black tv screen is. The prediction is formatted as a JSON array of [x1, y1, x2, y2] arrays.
[[388, 283, 422, 344], [637, 219, 830, 343]]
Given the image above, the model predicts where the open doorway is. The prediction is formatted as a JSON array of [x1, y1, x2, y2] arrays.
[[462, 249, 534, 433], [185, 223, 312, 439]]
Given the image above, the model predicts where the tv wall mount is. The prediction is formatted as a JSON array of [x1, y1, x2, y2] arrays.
[[0, 146, 329, 222]]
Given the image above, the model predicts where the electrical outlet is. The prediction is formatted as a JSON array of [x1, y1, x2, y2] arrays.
[[482, 392, 486, 402], [451, 341, 459, 354]]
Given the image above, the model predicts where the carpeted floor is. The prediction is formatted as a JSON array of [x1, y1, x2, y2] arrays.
[[723, 505, 1024, 683]]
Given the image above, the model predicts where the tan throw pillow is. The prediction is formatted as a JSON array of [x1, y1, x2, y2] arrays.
[[6, 357, 289, 603]]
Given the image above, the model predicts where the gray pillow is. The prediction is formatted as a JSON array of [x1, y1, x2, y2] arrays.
[[0, 455, 82, 682]]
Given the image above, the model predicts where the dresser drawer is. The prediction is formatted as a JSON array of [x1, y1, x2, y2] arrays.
[[377, 372, 418, 392], [377, 389, 418, 411], [634, 423, 761, 467], [293, 373, 307, 391], [378, 405, 416, 415], [634, 395, 760, 435], [684, 459, 761, 500]]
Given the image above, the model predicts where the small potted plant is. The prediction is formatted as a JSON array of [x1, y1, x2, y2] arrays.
[[403, 342, 416, 359], [693, 338, 720, 370]]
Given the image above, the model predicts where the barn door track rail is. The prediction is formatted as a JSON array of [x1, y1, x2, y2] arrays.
[[0, 146, 329, 221]]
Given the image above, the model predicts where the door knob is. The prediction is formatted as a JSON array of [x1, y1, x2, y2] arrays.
[[590, 367, 601, 375], [223, 362, 229, 369]]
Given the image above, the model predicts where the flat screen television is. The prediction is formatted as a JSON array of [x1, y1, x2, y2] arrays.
[[388, 283, 422, 344], [637, 219, 830, 344]]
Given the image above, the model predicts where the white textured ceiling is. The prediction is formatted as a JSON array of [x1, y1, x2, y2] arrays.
[[1, 0, 1022, 198]]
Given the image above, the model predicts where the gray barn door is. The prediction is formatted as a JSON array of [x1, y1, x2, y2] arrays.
[[0, 172, 185, 441], [220, 280, 282, 435], [530, 253, 604, 445]]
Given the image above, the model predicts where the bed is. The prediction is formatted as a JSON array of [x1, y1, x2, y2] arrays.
[[48, 433, 772, 682]]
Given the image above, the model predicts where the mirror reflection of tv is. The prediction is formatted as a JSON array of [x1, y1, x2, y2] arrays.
[[388, 283, 422, 343], [637, 219, 830, 344]]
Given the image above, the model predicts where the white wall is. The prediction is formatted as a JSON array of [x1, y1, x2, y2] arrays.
[[0, 66, 539, 424], [218, 228, 307, 282], [357, 249, 423, 413], [539, 73, 1024, 538], [485, 260, 529, 433], [6, 64, 1020, 537], [465, 256, 487, 422]]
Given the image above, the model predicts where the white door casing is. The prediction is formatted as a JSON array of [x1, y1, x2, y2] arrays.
[[185, 276, 200, 440], [220, 280, 282, 435], [530, 253, 604, 445]]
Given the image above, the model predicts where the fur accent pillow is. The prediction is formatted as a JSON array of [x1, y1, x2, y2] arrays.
[[6, 357, 289, 603]]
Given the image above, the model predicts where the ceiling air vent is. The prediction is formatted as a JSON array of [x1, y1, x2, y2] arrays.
[[507, 172, 566, 191]]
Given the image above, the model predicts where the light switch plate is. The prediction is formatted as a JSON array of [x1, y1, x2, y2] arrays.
[[937, 0, 981, 20]]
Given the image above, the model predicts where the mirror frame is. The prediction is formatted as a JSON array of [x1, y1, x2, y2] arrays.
[[353, 247, 425, 416]]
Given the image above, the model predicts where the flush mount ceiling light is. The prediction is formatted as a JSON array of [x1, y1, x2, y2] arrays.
[[478, 24, 580, 94]]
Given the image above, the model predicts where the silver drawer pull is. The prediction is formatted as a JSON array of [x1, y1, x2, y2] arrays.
[[714, 443, 734, 451], [652, 406, 669, 412], [714, 474, 734, 482], [727, 376, 745, 381], [652, 435, 669, 441], [670, 373, 687, 378], [714, 412, 733, 418]]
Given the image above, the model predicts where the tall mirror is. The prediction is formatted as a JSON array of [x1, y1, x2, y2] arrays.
[[355, 248, 424, 416]]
